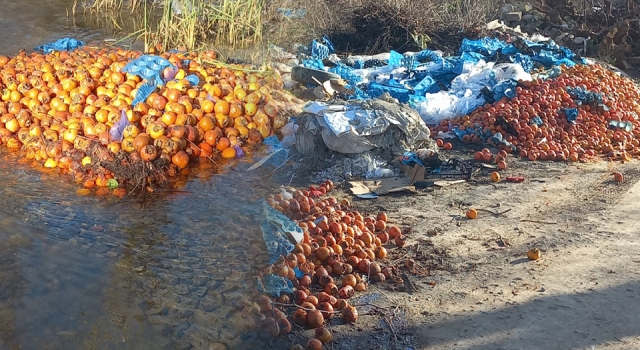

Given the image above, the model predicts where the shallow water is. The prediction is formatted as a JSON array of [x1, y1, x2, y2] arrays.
[[0, 1, 281, 349]]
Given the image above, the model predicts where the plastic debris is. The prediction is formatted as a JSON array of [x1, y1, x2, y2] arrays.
[[109, 110, 130, 142], [132, 82, 156, 107], [121, 55, 175, 86], [297, 35, 585, 126], [256, 273, 294, 297], [277, 8, 307, 18], [260, 200, 301, 264], [35, 38, 85, 53]]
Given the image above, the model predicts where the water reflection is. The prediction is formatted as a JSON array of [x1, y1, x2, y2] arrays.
[[0, 147, 280, 349]]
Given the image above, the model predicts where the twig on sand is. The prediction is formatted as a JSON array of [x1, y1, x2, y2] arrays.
[[477, 208, 512, 216], [521, 219, 558, 225]]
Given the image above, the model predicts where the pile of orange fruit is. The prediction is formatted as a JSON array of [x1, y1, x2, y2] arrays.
[[0, 47, 293, 195], [258, 180, 407, 348], [431, 64, 640, 162]]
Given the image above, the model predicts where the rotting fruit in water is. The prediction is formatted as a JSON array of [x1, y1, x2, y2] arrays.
[[315, 327, 332, 343]]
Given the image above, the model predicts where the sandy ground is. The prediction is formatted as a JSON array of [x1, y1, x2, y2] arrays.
[[271, 152, 640, 350]]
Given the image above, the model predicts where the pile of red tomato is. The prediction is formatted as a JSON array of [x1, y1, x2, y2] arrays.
[[259, 180, 407, 349], [431, 64, 640, 162], [0, 47, 295, 195]]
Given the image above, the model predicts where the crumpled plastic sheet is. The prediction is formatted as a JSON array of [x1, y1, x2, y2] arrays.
[[35, 37, 85, 53], [109, 109, 130, 142], [256, 273, 294, 297], [260, 199, 300, 265], [262, 135, 290, 167], [460, 37, 506, 56], [512, 53, 533, 72]]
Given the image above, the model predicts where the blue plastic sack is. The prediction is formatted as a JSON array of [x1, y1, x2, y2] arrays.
[[35, 38, 85, 53], [501, 44, 519, 55], [262, 135, 290, 167], [109, 110, 130, 142], [492, 80, 517, 101], [460, 37, 506, 56]]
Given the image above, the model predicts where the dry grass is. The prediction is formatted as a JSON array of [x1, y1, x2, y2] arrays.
[[319, 0, 505, 54], [84, 0, 505, 54]]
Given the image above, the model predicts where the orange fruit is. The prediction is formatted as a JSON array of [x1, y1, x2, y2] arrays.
[[214, 100, 230, 115], [216, 137, 230, 151], [201, 99, 214, 113], [466, 209, 478, 219], [613, 172, 624, 183], [229, 103, 243, 118], [221, 147, 237, 159]]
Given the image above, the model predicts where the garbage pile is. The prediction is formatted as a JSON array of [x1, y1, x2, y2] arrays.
[[294, 35, 585, 123], [0, 39, 301, 195], [434, 63, 640, 162], [256, 180, 407, 348], [293, 32, 640, 164]]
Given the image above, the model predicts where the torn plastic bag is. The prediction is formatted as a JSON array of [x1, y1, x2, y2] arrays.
[[260, 199, 301, 264], [35, 37, 85, 53], [460, 37, 506, 56], [247, 136, 290, 170]]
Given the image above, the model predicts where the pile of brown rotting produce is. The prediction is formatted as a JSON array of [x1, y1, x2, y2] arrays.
[[0, 46, 301, 196], [430, 64, 640, 163], [253, 180, 411, 349]]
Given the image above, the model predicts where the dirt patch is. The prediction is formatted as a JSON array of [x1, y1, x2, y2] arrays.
[[264, 146, 640, 349]]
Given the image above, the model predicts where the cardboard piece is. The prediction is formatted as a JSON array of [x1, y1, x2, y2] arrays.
[[348, 177, 416, 198], [433, 179, 466, 187], [399, 164, 426, 184]]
